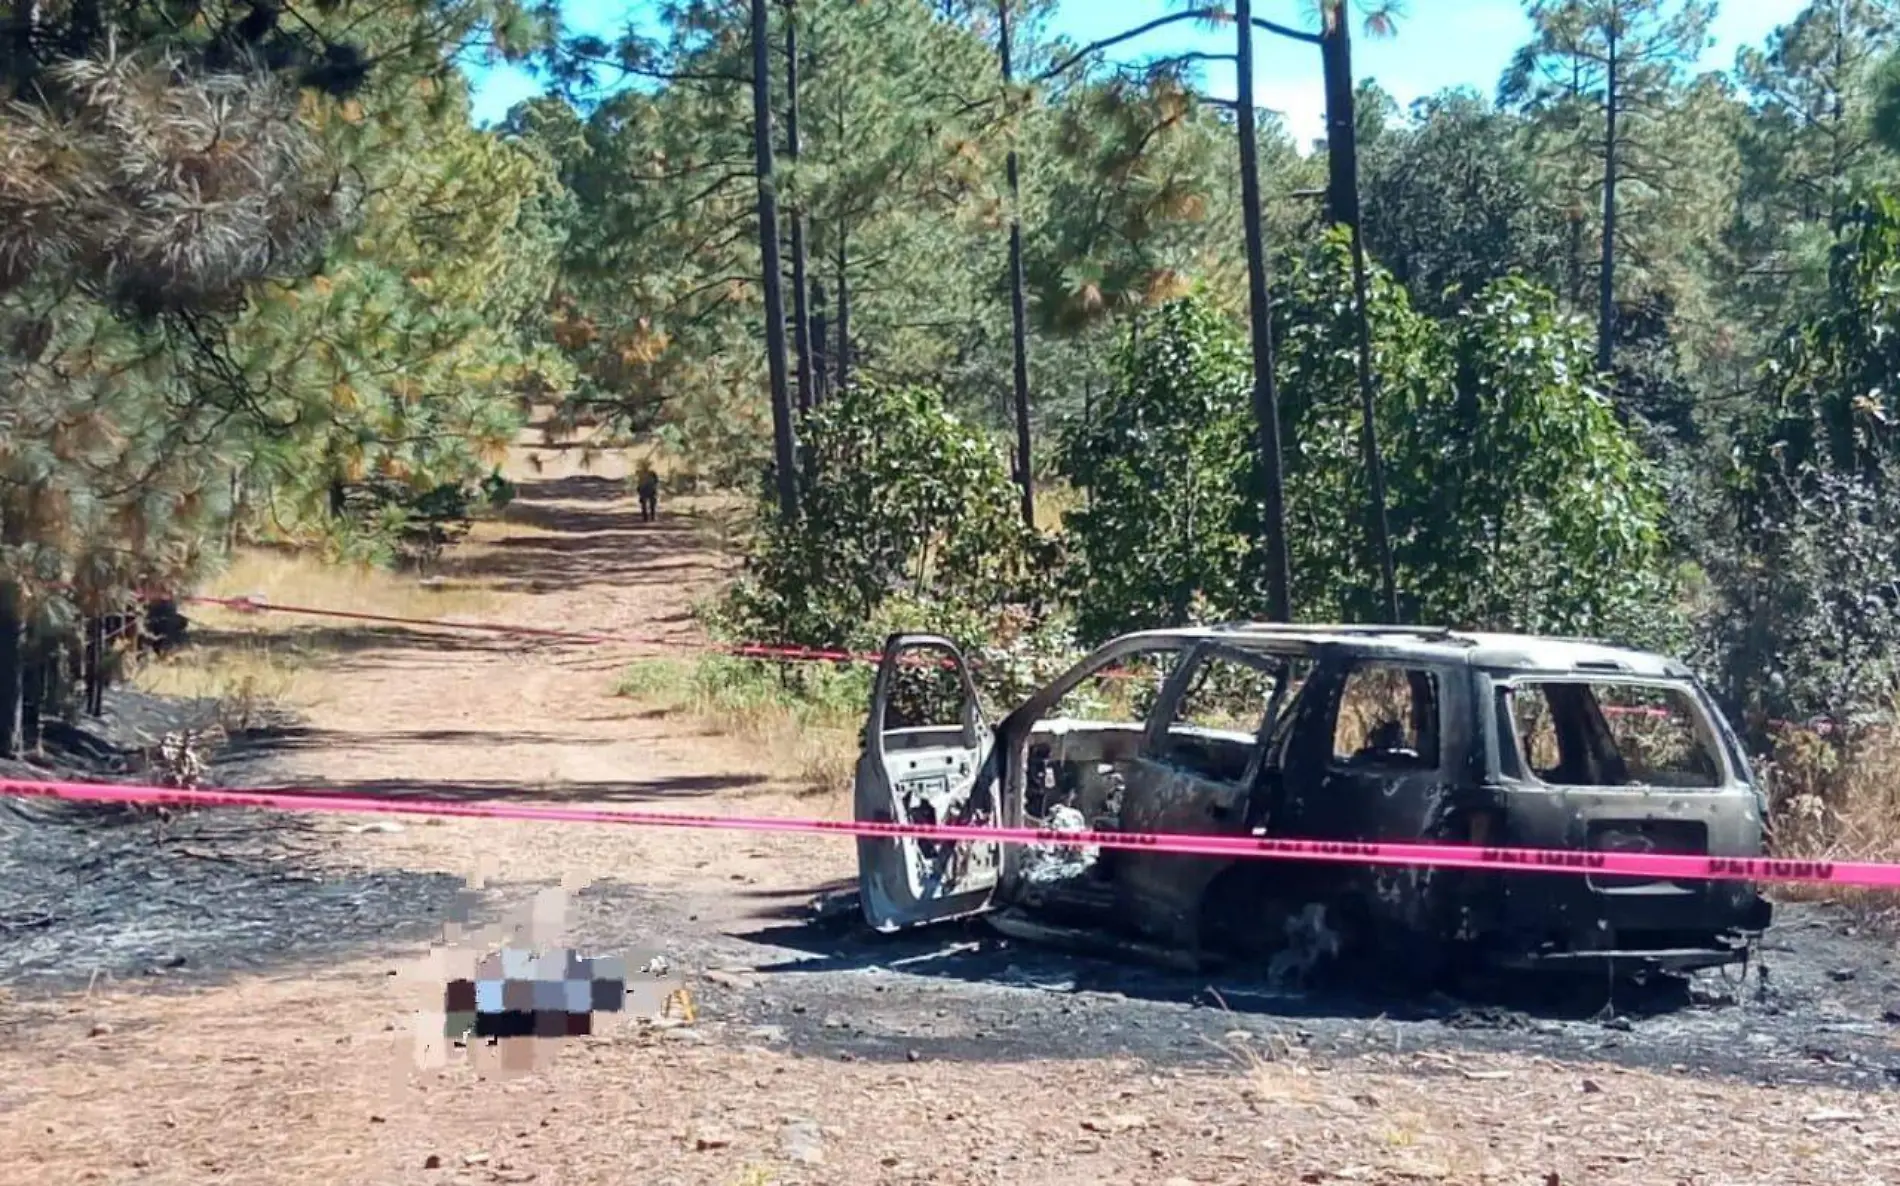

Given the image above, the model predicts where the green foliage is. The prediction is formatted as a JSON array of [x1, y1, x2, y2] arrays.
[[1876, 45, 1900, 153], [1408, 279, 1675, 640], [518, 0, 1316, 477], [1360, 89, 1566, 316], [0, 1, 570, 748], [1058, 295, 1252, 642], [1750, 192, 1900, 484], [1709, 190, 1900, 726], [1276, 236, 1675, 640], [1697, 461, 1900, 731], [616, 653, 870, 730], [717, 380, 1052, 651], [1730, 1, 1900, 364], [1059, 248, 1674, 645], [1270, 237, 1440, 622]]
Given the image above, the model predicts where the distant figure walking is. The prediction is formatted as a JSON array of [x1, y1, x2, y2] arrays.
[[636, 466, 659, 523]]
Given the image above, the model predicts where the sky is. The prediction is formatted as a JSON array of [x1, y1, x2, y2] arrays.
[[465, 0, 1814, 142]]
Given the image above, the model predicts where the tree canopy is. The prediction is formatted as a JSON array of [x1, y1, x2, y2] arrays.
[[11, 0, 1900, 751]]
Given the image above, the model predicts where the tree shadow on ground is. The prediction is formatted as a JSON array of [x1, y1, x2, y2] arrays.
[[224, 723, 632, 753], [218, 755, 771, 804], [450, 468, 721, 593], [178, 624, 571, 659], [453, 530, 709, 588]]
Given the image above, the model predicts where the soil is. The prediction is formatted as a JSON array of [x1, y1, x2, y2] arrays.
[[2, 425, 1898, 1186]]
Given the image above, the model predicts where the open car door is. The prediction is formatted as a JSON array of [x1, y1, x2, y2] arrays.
[[855, 634, 1002, 932]]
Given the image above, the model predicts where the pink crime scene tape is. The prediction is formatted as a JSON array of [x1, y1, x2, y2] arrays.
[[3, 774, 1895, 890]]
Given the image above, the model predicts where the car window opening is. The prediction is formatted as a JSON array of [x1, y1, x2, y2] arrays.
[[880, 646, 972, 732], [1332, 663, 1441, 770], [1504, 680, 1723, 789], [1157, 649, 1300, 783]]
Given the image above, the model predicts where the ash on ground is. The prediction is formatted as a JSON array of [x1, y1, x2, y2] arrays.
[[0, 689, 475, 993]]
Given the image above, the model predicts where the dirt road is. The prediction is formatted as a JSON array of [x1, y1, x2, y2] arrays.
[[3, 431, 1899, 1185]]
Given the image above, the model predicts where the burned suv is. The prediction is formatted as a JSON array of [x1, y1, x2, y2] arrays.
[[854, 625, 1773, 981]]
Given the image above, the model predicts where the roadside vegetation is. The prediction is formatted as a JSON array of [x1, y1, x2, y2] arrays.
[[615, 657, 865, 801], [7, 1, 1900, 887]]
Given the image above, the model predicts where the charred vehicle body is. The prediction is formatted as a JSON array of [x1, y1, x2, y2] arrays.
[[854, 625, 1774, 981]]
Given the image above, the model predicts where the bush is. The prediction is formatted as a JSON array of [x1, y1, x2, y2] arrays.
[[717, 381, 1054, 653], [1057, 255, 1677, 646], [328, 466, 516, 569], [1058, 296, 1254, 642], [1696, 462, 1900, 734]]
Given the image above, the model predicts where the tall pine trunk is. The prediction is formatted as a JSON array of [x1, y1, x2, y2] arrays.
[[785, 0, 814, 416], [834, 219, 851, 394], [85, 616, 105, 717], [751, 0, 799, 521], [811, 278, 829, 406], [999, 0, 1036, 530], [1235, 0, 1292, 623], [0, 583, 21, 759], [20, 648, 43, 754], [1319, 7, 1398, 624], [1596, 22, 1619, 377]]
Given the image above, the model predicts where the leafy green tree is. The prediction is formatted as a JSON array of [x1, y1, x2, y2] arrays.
[[1360, 90, 1567, 315], [0, 0, 564, 752], [1738, 1, 1898, 221], [1747, 191, 1900, 486], [720, 380, 1049, 650], [0, 51, 350, 753], [1059, 295, 1254, 642], [528, 0, 1010, 481], [1876, 44, 1900, 151], [234, 67, 569, 558], [1276, 237, 1672, 638], [1696, 460, 1900, 733], [1062, 256, 1673, 644], [1403, 278, 1674, 638], [1730, 1, 1900, 348]]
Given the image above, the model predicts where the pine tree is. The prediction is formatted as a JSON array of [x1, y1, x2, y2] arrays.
[[1504, 0, 1717, 376]]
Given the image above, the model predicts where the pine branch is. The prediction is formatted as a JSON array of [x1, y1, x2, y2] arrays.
[[560, 47, 752, 88], [1038, 9, 1224, 83], [1252, 17, 1319, 45]]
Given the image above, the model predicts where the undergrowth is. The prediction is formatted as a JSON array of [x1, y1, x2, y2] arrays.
[[130, 638, 313, 732], [615, 655, 867, 801], [1762, 714, 1900, 926]]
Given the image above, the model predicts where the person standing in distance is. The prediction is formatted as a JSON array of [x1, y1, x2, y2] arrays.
[[636, 464, 660, 523]]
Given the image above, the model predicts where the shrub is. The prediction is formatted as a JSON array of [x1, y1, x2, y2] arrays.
[[1058, 296, 1254, 643], [1057, 255, 1677, 646], [717, 381, 1054, 652]]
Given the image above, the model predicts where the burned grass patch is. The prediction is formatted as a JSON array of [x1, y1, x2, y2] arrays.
[[0, 689, 483, 997]]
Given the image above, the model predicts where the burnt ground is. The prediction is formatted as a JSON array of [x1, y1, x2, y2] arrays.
[[0, 689, 476, 992], [557, 879, 1900, 1092], [8, 689, 1895, 1094]]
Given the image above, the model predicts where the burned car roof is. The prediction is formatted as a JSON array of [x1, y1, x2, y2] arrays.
[[1101, 623, 1693, 679]]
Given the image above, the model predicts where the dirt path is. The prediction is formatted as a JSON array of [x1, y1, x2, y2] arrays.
[[233, 436, 850, 891], [4, 429, 1899, 1185]]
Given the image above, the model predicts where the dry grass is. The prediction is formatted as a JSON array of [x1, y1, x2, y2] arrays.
[[1033, 479, 1084, 534], [130, 639, 317, 729], [1765, 718, 1900, 924], [194, 547, 500, 632], [131, 548, 506, 729], [615, 657, 862, 802]]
